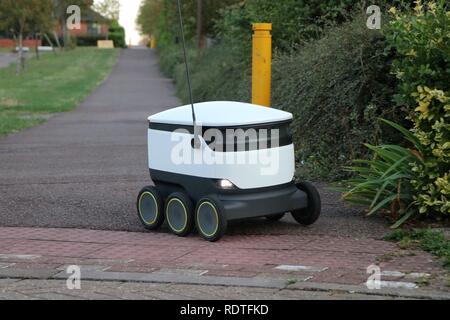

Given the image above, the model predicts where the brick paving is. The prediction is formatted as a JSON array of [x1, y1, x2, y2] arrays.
[[0, 226, 448, 296]]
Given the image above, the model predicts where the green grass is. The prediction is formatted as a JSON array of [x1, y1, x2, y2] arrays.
[[0, 47, 120, 136], [384, 229, 450, 271]]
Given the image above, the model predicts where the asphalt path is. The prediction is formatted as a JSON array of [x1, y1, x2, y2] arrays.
[[0, 52, 17, 69], [0, 48, 389, 238]]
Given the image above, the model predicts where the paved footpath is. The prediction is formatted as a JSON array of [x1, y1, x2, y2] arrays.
[[0, 48, 449, 299], [0, 48, 178, 231], [0, 279, 407, 300], [0, 279, 412, 302], [0, 227, 448, 299], [0, 52, 17, 69]]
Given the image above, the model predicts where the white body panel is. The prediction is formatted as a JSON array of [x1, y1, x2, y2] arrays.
[[148, 129, 295, 190], [148, 101, 295, 190], [148, 101, 293, 127]]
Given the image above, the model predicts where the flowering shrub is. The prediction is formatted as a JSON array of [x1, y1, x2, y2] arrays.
[[386, 0, 449, 217], [343, 1, 449, 227]]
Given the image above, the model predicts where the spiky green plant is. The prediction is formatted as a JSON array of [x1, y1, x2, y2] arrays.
[[341, 119, 425, 228]]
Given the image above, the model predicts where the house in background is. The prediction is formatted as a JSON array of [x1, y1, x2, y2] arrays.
[[57, 7, 109, 38], [0, 7, 109, 48]]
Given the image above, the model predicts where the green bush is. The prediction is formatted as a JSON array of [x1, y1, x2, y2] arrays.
[[215, 0, 358, 52], [158, 43, 190, 79], [215, 0, 410, 52], [341, 120, 423, 228], [172, 42, 250, 104], [109, 22, 126, 48], [109, 32, 126, 48], [385, 0, 449, 216], [272, 15, 402, 180]]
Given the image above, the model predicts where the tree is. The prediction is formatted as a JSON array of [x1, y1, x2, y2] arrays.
[[32, 2, 55, 59], [136, 0, 163, 37], [137, 0, 241, 48], [0, 0, 53, 75], [196, 0, 204, 48], [93, 0, 121, 21]]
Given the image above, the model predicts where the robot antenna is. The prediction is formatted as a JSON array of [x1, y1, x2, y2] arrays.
[[176, 0, 201, 149]]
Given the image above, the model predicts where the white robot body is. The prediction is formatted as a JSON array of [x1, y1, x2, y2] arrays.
[[148, 101, 295, 190]]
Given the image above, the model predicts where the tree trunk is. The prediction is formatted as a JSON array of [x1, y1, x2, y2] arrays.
[[196, 0, 205, 49], [16, 33, 23, 76], [35, 33, 40, 60], [21, 36, 26, 72]]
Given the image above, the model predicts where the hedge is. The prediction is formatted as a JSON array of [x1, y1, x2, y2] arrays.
[[109, 24, 126, 48], [271, 15, 403, 180]]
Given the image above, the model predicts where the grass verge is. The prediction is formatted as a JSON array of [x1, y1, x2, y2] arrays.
[[384, 229, 450, 271], [0, 47, 120, 136]]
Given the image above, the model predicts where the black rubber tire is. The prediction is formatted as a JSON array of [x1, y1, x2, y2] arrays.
[[195, 195, 227, 242], [266, 213, 286, 221], [291, 182, 321, 226], [137, 186, 164, 230], [165, 192, 194, 237]]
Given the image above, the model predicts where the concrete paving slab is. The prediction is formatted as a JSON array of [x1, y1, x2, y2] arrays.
[[288, 282, 450, 300], [275, 265, 328, 273], [0, 279, 411, 300], [53, 269, 288, 289], [0, 268, 58, 279]]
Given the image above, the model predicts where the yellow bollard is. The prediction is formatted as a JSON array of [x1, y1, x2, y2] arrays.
[[150, 36, 157, 49], [252, 23, 272, 107]]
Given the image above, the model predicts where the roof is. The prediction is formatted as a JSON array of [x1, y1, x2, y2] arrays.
[[148, 101, 293, 127], [82, 8, 109, 23]]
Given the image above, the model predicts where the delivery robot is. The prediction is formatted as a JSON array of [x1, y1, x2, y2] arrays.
[[137, 101, 321, 242]]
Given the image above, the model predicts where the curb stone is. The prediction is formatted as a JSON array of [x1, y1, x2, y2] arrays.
[[1, 267, 449, 299], [49, 267, 450, 300], [53, 269, 288, 289], [287, 282, 450, 300]]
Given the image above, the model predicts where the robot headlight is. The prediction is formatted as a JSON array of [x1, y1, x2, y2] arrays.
[[218, 179, 235, 189]]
